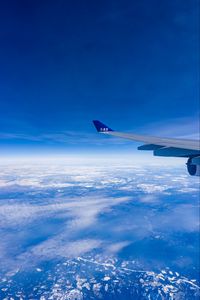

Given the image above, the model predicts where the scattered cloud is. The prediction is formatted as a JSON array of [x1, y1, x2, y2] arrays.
[[0, 163, 199, 273]]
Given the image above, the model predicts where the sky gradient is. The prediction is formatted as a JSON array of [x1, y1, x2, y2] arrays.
[[0, 0, 199, 156]]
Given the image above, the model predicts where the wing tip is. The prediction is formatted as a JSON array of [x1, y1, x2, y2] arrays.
[[93, 120, 113, 132]]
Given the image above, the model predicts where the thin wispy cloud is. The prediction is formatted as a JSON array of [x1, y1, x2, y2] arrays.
[[135, 116, 200, 139], [0, 130, 129, 146], [0, 116, 199, 153]]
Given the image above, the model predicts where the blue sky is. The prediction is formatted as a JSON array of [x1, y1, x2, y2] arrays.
[[0, 0, 199, 156]]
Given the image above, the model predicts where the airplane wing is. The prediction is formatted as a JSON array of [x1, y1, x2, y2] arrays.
[[93, 120, 200, 176]]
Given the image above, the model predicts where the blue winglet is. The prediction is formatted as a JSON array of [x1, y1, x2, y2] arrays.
[[93, 120, 114, 132]]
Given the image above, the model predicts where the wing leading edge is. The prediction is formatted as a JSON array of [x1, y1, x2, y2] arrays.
[[93, 120, 200, 176]]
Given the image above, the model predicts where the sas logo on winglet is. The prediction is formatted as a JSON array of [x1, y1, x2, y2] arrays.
[[100, 128, 109, 132]]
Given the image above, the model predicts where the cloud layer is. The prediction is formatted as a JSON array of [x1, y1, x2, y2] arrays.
[[0, 162, 199, 299]]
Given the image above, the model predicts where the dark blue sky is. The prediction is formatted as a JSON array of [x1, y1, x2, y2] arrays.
[[0, 0, 199, 155]]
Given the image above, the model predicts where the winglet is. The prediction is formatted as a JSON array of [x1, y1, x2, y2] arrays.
[[93, 120, 114, 132]]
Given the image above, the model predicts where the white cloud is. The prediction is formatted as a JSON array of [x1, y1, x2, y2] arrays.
[[26, 238, 102, 259], [136, 183, 168, 193], [106, 241, 131, 254], [0, 191, 132, 270], [139, 195, 159, 203], [0, 195, 131, 229]]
